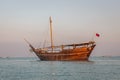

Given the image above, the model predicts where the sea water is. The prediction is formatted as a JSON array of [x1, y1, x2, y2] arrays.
[[0, 57, 120, 80]]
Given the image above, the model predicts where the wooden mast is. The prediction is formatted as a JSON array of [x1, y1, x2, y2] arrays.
[[49, 16, 54, 52]]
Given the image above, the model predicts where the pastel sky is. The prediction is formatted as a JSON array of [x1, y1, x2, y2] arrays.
[[0, 0, 120, 57]]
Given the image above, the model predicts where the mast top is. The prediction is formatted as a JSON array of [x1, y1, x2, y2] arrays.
[[49, 16, 52, 23]]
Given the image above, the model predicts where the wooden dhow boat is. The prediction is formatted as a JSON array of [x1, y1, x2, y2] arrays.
[[26, 17, 96, 61]]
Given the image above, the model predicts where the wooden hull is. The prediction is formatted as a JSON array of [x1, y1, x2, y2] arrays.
[[33, 45, 96, 61], [35, 52, 89, 61]]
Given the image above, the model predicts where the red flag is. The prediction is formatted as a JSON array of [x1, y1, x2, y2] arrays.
[[96, 33, 100, 37]]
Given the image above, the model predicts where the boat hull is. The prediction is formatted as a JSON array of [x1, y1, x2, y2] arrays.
[[34, 45, 96, 61], [36, 52, 89, 61]]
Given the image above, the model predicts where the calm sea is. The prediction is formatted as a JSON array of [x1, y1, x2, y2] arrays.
[[0, 57, 120, 80]]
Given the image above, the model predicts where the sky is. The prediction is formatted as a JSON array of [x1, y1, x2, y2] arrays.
[[0, 0, 120, 57]]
